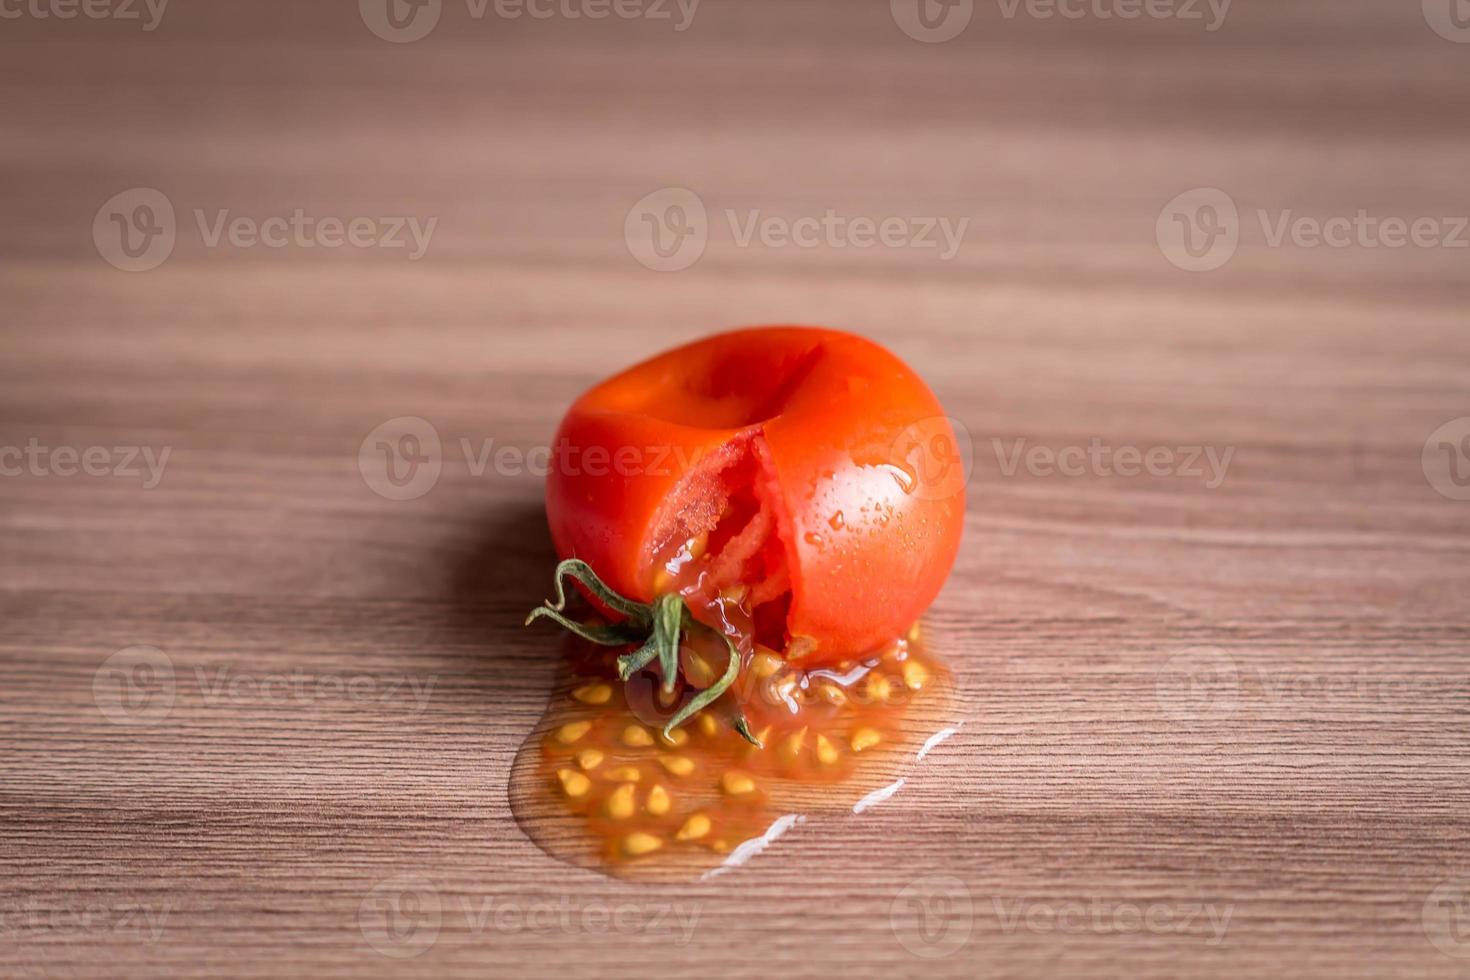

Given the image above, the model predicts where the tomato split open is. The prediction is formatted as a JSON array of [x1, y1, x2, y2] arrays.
[[527, 326, 964, 743]]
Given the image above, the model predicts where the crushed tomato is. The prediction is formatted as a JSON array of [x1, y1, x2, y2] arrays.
[[519, 326, 965, 874]]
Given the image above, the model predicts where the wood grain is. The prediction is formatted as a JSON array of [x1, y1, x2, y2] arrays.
[[2, 1, 1469, 976]]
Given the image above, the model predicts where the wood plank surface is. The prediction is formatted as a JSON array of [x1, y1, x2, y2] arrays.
[[2, 1, 1468, 976]]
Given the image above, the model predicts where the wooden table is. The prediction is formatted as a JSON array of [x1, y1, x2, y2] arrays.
[[3, 1, 1468, 976]]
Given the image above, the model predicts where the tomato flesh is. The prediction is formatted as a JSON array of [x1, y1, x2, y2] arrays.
[[545, 326, 963, 665]]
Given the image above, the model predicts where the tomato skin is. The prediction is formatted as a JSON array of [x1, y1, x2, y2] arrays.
[[545, 326, 964, 661]]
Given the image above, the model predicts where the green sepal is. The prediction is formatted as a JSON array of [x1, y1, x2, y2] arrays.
[[617, 634, 660, 680], [652, 593, 684, 696], [543, 558, 651, 626], [661, 636, 749, 744], [524, 605, 642, 647]]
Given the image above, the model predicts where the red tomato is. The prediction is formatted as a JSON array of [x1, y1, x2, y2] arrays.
[[544, 326, 964, 665]]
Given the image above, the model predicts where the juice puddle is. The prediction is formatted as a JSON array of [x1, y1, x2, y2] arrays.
[[509, 625, 956, 881]]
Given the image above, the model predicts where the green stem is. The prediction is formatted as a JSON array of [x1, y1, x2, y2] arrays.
[[652, 593, 684, 697], [660, 636, 746, 744], [732, 712, 762, 748], [523, 606, 640, 647], [541, 558, 650, 625], [525, 559, 760, 747], [616, 634, 660, 680]]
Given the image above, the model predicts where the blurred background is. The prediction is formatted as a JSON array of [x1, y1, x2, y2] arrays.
[[2, 1, 1469, 976], [5, 0, 1467, 592]]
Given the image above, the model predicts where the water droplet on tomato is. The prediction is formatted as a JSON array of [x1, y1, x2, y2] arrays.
[[882, 462, 917, 495]]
